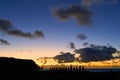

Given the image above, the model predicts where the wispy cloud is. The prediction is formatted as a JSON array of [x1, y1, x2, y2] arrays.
[[69, 42, 75, 49], [83, 42, 89, 46], [77, 33, 87, 40], [0, 39, 10, 45], [81, 0, 118, 7], [0, 19, 44, 39], [81, 0, 104, 7]]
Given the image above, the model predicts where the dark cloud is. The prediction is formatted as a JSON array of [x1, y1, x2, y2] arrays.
[[74, 44, 117, 62], [54, 44, 118, 62], [0, 19, 44, 39], [77, 33, 87, 40], [54, 52, 75, 63], [53, 5, 92, 26], [0, 39, 10, 45], [53, 0, 117, 26], [35, 30, 44, 38], [0, 19, 13, 31], [83, 42, 89, 46], [6, 30, 35, 38], [69, 42, 75, 49]]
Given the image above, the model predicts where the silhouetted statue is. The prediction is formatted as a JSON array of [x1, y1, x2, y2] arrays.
[[70, 65, 72, 71], [49, 65, 88, 73], [79, 66, 82, 72], [81, 66, 85, 72]]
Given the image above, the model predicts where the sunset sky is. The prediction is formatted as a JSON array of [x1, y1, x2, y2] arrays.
[[0, 0, 120, 59]]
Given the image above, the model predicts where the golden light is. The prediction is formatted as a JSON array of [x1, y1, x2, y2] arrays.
[[33, 57, 120, 69]]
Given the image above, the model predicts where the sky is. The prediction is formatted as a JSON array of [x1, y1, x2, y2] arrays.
[[0, 0, 120, 59]]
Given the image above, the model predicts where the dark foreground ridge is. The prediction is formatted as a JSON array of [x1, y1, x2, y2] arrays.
[[0, 57, 40, 80], [0, 57, 120, 80]]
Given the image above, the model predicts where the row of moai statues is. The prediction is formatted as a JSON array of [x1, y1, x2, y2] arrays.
[[49, 65, 85, 72]]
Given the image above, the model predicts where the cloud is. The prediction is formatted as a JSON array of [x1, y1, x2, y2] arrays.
[[81, 0, 104, 7], [107, 43, 113, 48], [81, 0, 118, 7], [6, 30, 35, 38], [69, 42, 75, 49], [53, 5, 92, 26], [112, 51, 120, 58], [34, 30, 44, 38], [0, 19, 13, 31], [77, 33, 87, 40], [74, 44, 117, 62], [0, 39, 10, 45], [52, 0, 117, 26], [54, 52, 75, 63], [74, 53, 81, 62], [0, 19, 44, 39], [83, 42, 89, 46], [54, 44, 119, 62], [19, 50, 33, 53]]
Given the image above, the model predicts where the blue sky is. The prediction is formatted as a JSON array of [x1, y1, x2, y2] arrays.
[[0, 0, 120, 59]]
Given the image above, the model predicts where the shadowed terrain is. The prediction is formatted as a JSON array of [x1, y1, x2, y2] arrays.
[[0, 57, 40, 80], [0, 57, 120, 80]]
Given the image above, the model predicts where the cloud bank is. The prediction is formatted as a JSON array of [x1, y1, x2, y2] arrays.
[[75, 44, 117, 62], [54, 44, 119, 63]]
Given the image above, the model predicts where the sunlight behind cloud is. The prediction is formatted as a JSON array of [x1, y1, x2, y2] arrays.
[[34, 57, 120, 69]]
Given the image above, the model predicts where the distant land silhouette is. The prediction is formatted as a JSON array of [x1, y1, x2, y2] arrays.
[[0, 57, 40, 80], [0, 57, 40, 71], [0, 57, 120, 80]]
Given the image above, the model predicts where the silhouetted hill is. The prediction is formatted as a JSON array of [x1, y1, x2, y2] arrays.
[[0, 57, 40, 80], [0, 57, 39, 72], [0, 57, 120, 80]]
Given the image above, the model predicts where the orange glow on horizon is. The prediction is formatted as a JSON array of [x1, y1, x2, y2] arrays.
[[34, 58, 120, 69]]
